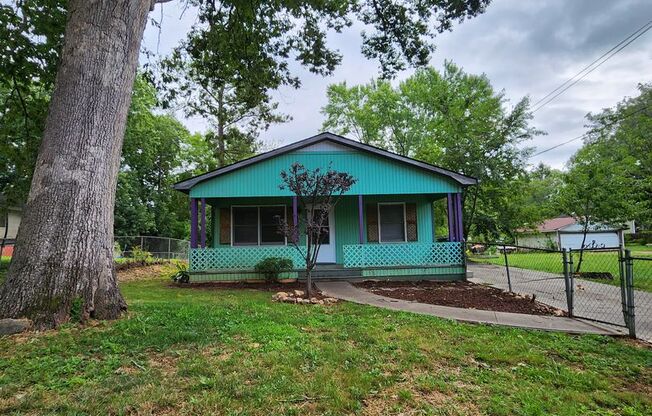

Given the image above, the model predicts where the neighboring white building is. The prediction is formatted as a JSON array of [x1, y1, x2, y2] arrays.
[[516, 216, 625, 250], [0, 205, 22, 241]]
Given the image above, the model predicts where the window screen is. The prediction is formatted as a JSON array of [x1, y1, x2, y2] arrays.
[[379, 204, 405, 242], [232, 207, 258, 245], [260, 206, 285, 244]]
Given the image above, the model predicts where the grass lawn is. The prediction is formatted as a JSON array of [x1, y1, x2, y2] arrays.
[[1, 267, 651, 415], [627, 244, 652, 255], [0, 257, 9, 285], [470, 250, 652, 293]]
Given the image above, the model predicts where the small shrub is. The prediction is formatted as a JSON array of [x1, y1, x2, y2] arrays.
[[113, 241, 123, 258], [254, 257, 294, 282], [171, 262, 190, 284], [131, 245, 154, 263]]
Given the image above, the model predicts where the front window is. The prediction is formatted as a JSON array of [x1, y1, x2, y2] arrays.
[[232, 205, 286, 246], [379, 203, 406, 242], [260, 206, 285, 245], [232, 207, 258, 245]]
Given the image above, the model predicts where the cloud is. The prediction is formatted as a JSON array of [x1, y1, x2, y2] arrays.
[[142, 0, 652, 170]]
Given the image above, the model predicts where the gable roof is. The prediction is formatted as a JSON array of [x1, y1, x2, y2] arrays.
[[174, 132, 478, 192], [536, 216, 577, 232]]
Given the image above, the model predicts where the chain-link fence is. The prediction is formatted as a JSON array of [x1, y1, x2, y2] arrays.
[[114, 236, 189, 260], [466, 243, 569, 315], [466, 242, 652, 342]]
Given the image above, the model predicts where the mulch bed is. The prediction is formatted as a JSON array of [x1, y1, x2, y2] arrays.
[[355, 280, 566, 316], [172, 281, 328, 300]]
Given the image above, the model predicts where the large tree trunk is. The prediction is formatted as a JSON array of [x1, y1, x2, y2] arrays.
[[0, 0, 154, 329]]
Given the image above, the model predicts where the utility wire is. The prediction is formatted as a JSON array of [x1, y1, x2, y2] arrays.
[[531, 20, 652, 113], [531, 20, 652, 109], [529, 103, 651, 158]]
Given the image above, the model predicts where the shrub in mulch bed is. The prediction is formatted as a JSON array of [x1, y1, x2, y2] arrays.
[[574, 272, 614, 280], [355, 280, 566, 316]]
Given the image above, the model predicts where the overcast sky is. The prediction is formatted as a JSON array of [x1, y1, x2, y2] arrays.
[[141, 0, 652, 170]]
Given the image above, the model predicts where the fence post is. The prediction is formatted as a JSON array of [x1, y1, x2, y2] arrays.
[[619, 249, 629, 329], [624, 249, 636, 338], [567, 249, 575, 317], [562, 249, 574, 317], [503, 244, 512, 293]]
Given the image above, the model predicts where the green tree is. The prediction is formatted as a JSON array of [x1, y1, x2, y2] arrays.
[[115, 76, 193, 239], [583, 83, 652, 229], [557, 145, 634, 272], [322, 62, 542, 239]]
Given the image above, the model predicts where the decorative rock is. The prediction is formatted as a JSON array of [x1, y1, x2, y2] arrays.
[[323, 297, 338, 304], [310, 297, 319, 304], [0, 318, 32, 336], [300, 298, 311, 304], [293, 290, 305, 297]]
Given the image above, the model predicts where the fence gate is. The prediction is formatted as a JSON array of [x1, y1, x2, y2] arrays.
[[565, 248, 628, 330]]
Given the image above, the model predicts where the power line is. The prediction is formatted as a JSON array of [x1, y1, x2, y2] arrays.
[[531, 20, 652, 109], [531, 20, 652, 113], [529, 103, 651, 159]]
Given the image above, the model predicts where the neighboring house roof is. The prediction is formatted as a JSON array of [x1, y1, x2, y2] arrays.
[[174, 132, 478, 192], [519, 216, 624, 234], [536, 216, 577, 232]]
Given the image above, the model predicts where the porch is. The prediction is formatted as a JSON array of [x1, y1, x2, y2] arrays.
[[186, 193, 466, 282]]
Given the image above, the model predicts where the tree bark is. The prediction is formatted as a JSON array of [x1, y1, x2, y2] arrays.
[[0, 0, 153, 329]]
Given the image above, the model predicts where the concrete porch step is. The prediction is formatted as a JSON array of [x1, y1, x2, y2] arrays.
[[299, 266, 363, 279]]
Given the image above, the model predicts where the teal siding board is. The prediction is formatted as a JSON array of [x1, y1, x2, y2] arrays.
[[190, 151, 461, 198]]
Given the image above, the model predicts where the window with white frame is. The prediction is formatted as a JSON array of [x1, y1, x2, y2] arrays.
[[232, 205, 286, 246], [378, 203, 406, 242]]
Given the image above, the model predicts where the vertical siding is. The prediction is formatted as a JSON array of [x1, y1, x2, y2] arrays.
[[190, 151, 461, 198], [334, 197, 359, 263]]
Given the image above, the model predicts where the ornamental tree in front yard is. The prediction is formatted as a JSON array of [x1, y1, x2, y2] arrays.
[[278, 163, 356, 297]]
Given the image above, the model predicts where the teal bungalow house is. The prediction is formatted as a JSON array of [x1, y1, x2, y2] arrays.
[[174, 132, 476, 281]]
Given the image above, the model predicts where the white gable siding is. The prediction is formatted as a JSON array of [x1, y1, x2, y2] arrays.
[[295, 140, 357, 153]]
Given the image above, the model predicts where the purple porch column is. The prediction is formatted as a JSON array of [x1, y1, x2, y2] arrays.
[[455, 193, 464, 242], [190, 198, 198, 249], [200, 198, 207, 248], [292, 195, 298, 243], [358, 195, 364, 244], [447, 193, 455, 242]]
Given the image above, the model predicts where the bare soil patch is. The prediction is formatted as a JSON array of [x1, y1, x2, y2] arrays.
[[355, 280, 565, 316]]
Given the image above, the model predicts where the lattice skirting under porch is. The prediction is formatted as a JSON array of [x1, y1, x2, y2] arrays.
[[343, 242, 464, 268], [189, 246, 306, 271]]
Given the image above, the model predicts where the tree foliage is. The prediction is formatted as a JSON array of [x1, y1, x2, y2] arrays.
[[322, 62, 542, 239], [115, 76, 194, 239], [0, 1, 67, 207], [582, 83, 652, 229]]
